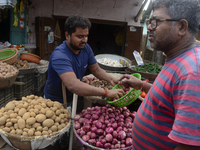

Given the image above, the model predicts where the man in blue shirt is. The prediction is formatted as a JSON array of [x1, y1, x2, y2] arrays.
[[44, 15, 124, 106]]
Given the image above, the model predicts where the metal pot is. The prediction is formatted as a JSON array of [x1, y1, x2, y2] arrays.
[[95, 54, 131, 71]]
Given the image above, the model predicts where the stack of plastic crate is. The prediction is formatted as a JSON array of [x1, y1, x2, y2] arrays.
[[32, 73, 47, 96], [0, 86, 15, 108], [14, 74, 34, 100]]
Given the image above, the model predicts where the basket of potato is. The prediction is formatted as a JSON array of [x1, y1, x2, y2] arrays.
[[0, 62, 19, 90], [0, 95, 71, 150]]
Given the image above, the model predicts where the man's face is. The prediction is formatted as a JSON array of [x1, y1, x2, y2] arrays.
[[147, 7, 178, 52], [66, 27, 89, 52]]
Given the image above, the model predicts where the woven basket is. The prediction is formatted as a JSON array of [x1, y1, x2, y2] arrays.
[[73, 127, 132, 150], [0, 48, 18, 64], [0, 120, 71, 150], [0, 71, 18, 90], [106, 73, 141, 107]]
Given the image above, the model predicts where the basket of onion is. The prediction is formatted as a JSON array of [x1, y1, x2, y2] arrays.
[[73, 104, 136, 149]]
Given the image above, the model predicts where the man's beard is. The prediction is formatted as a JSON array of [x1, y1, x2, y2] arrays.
[[69, 40, 86, 51]]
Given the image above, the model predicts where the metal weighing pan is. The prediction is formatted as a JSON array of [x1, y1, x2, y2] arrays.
[[95, 54, 132, 71]]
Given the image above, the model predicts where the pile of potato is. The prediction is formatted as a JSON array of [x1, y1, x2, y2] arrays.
[[0, 62, 18, 79], [0, 95, 71, 138], [13, 60, 34, 69]]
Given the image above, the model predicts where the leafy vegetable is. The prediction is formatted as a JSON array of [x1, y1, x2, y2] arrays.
[[132, 62, 162, 74]]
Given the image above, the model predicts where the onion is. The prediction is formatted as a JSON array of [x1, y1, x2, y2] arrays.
[[116, 126, 123, 132], [113, 131, 118, 138], [104, 143, 111, 149], [120, 144, 126, 148], [82, 135, 90, 142], [100, 139, 106, 145], [90, 126, 97, 133], [110, 118, 115, 123], [96, 121, 103, 129], [96, 129, 104, 135], [82, 125, 90, 132], [105, 127, 114, 134], [96, 141, 103, 148], [85, 114, 91, 119], [105, 134, 113, 142], [74, 115, 80, 121], [115, 144, 121, 148], [74, 122, 81, 130], [118, 122, 125, 127], [112, 138, 118, 145], [92, 114, 99, 120], [118, 131, 126, 140], [79, 130, 86, 136], [79, 118, 85, 124], [126, 137, 133, 146], [111, 122, 118, 129], [88, 139, 96, 146], [126, 132, 132, 138], [111, 145, 115, 149], [90, 132, 96, 139]]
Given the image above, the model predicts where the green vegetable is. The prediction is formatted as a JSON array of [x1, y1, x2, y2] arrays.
[[132, 62, 162, 74]]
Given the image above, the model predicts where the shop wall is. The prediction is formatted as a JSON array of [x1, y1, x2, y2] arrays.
[[125, 26, 143, 61], [28, 0, 143, 44]]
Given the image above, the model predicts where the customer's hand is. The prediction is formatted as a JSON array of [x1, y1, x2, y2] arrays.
[[119, 74, 142, 90]]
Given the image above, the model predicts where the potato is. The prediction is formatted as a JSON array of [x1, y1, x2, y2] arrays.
[[0, 116, 6, 125], [23, 132, 28, 136], [46, 110, 54, 118], [28, 129, 34, 136], [46, 101, 53, 107], [18, 108, 27, 116], [26, 117, 36, 125], [50, 125, 58, 132], [36, 126, 43, 131], [30, 112, 36, 117], [5, 102, 15, 111], [32, 123, 40, 128], [6, 122, 13, 127], [43, 119, 54, 128], [55, 117, 61, 123], [10, 113, 17, 118], [23, 112, 30, 120], [53, 102, 62, 109], [17, 129, 23, 135], [18, 118, 26, 129], [10, 129, 16, 134], [3, 127, 11, 133], [55, 110, 61, 116], [35, 114, 46, 123], [35, 131, 41, 136], [42, 131, 48, 135]]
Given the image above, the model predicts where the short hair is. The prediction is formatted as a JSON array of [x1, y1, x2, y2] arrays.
[[152, 0, 200, 36], [64, 14, 91, 35]]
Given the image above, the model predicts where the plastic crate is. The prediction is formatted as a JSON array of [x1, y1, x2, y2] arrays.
[[0, 89, 4, 104], [14, 74, 34, 100], [33, 73, 46, 91]]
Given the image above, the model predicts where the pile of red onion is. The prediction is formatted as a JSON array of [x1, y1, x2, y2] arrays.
[[74, 104, 136, 149]]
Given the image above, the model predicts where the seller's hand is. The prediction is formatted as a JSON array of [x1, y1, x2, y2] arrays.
[[119, 74, 142, 90], [107, 89, 125, 99], [109, 77, 119, 86]]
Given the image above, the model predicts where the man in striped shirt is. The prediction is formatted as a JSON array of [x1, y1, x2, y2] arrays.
[[120, 0, 200, 149]]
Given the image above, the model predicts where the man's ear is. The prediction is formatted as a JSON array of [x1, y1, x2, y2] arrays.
[[65, 32, 70, 40], [178, 19, 188, 36]]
